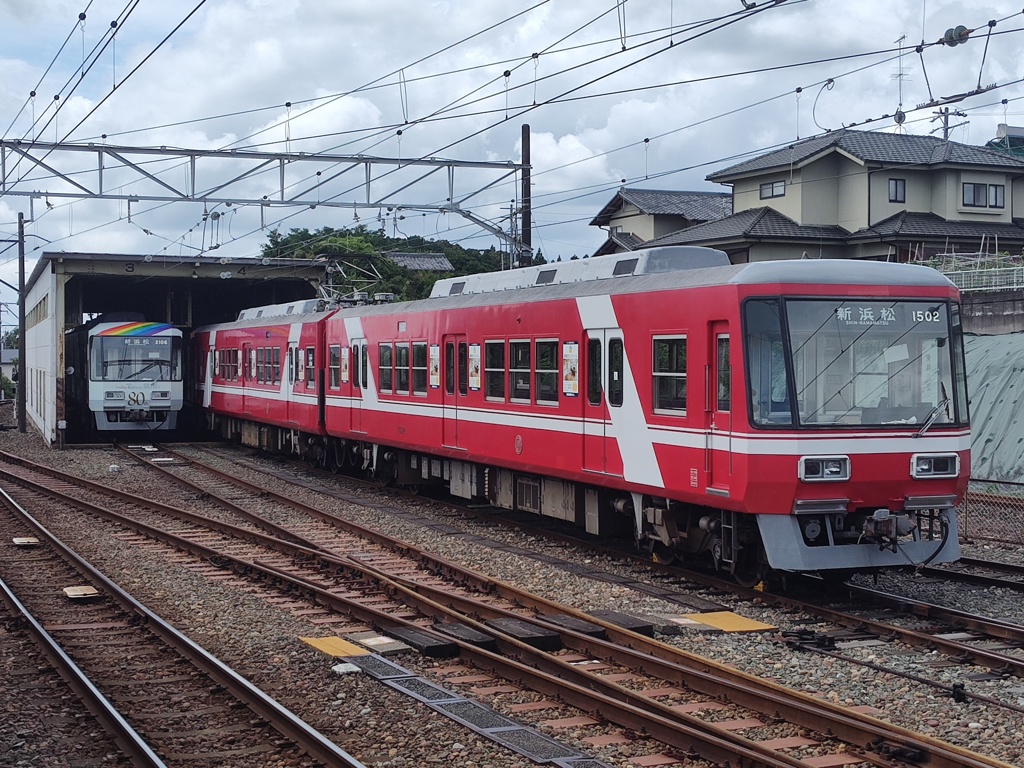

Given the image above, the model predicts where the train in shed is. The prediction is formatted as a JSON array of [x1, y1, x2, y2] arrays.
[[65, 313, 185, 434], [193, 246, 970, 584]]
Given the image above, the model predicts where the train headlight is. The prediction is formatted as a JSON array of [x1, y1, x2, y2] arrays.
[[799, 455, 850, 482], [104, 391, 125, 400], [911, 453, 959, 479]]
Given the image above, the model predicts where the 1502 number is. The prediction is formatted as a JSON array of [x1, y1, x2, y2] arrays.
[[911, 310, 941, 322]]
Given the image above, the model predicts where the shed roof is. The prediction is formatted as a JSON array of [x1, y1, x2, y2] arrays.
[[385, 252, 454, 271]]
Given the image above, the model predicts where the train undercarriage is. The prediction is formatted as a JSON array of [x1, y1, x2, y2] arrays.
[[213, 416, 953, 586]]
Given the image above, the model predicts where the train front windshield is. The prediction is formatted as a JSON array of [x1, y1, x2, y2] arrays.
[[745, 298, 969, 428], [90, 336, 183, 382]]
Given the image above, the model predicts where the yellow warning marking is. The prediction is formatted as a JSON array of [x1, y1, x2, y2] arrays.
[[679, 611, 775, 633], [63, 586, 100, 599], [300, 636, 371, 657]]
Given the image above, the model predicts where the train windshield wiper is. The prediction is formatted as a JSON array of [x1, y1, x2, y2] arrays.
[[915, 397, 950, 438]]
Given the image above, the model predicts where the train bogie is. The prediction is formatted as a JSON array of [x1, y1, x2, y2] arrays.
[[194, 248, 969, 583]]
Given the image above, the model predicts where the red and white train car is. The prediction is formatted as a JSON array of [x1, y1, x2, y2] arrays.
[[195, 247, 970, 583]]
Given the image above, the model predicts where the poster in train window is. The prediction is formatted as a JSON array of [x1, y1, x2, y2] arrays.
[[429, 344, 440, 388], [562, 341, 579, 397], [341, 347, 350, 383], [468, 344, 481, 391]]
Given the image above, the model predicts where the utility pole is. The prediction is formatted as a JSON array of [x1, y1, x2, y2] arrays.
[[520, 124, 532, 268], [17, 212, 26, 433]]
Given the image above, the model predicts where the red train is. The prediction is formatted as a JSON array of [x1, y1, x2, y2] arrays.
[[194, 246, 970, 584]]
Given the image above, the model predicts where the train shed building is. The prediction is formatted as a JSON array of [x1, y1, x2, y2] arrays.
[[23, 251, 326, 445]]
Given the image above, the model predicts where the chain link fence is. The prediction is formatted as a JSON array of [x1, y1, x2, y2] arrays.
[[959, 478, 1024, 545]]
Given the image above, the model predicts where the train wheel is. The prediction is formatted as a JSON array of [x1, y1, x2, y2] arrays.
[[651, 542, 677, 565], [731, 545, 766, 589]]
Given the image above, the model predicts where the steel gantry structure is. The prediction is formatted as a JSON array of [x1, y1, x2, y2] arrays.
[[0, 139, 533, 261]]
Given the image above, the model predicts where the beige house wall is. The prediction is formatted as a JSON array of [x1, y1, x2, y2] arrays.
[[608, 203, 656, 241], [798, 154, 839, 226]]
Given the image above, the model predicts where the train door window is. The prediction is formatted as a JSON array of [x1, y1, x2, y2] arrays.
[[608, 338, 624, 407], [716, 336, 731, 411], [273, 347, 281, 383], [653, 336, 687, 413], [361, 345, 368, 389], [377, 344, 392, 392], [249, 349, 256, 380], [484, 341, 505, 400], [587, 339, 602, 405], [305, 346, 315, 389], [328, 345, 341, 389], [535, 340, 558, 405], [412, 343, 428, 395], [352, 345, 360, 390], [458, 342, 468, 396], [395, 343, 410, 394], [445, 342, 455, 395], [509, 340, 531, 403], [288, 348, 294, 384]]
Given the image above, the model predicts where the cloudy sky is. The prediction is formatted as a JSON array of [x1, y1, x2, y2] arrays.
[[1, 0, 1022, 309]]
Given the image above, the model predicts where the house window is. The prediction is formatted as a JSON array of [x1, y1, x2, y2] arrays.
[[653, 337, 687, 412], [963, 182, 1004, 209], [759, 180, 785, 199], [888, 178, 905, 203]]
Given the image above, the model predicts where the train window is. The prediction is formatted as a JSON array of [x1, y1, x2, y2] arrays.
[[510, 340, 531, 403], [535, 340, 558, 404], [608, 339, 624, 407], [653, 337, 687, 412], [288, 348, 294, 384], [305, 346, 315, 389], [412, 343, 428, 395], [361, 345, 368, 389], [378, 344, 393, 392], [612, 258, 638, 276], [587, 340, 601, 405], [445, 342, 455, 394], [235, 349, 241, 381], [295, 349, 305, 382], [352, 345, 360, 390], [396, 343, 410, 394], [458, 342, 468, 396], [329, 346, 341, 389], [485, 341, 505, 400], [256, 348, 266, 383], [716, 337, 731, 411], [273, 347, 281, 384]]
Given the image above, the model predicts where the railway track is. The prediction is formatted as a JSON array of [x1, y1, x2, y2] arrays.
[[185, 444, 1024, 717], [12, 444, 1007, 768], [0, 475, 364, 767], [918, 556, 1024, 592]]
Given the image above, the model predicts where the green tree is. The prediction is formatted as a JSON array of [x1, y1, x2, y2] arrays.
[[261, 225, 504, 301]]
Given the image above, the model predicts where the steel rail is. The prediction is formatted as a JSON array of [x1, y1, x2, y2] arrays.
[[0, 470, 366, 768]]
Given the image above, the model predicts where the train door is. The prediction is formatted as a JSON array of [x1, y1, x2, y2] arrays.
[[443, 335, 466, 448], [582, 328, 624, 475], [350, 339, 366, 433], [286, 341, 298, 423], [242, 342, 254, 416], [706, 322, 732, 494]]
